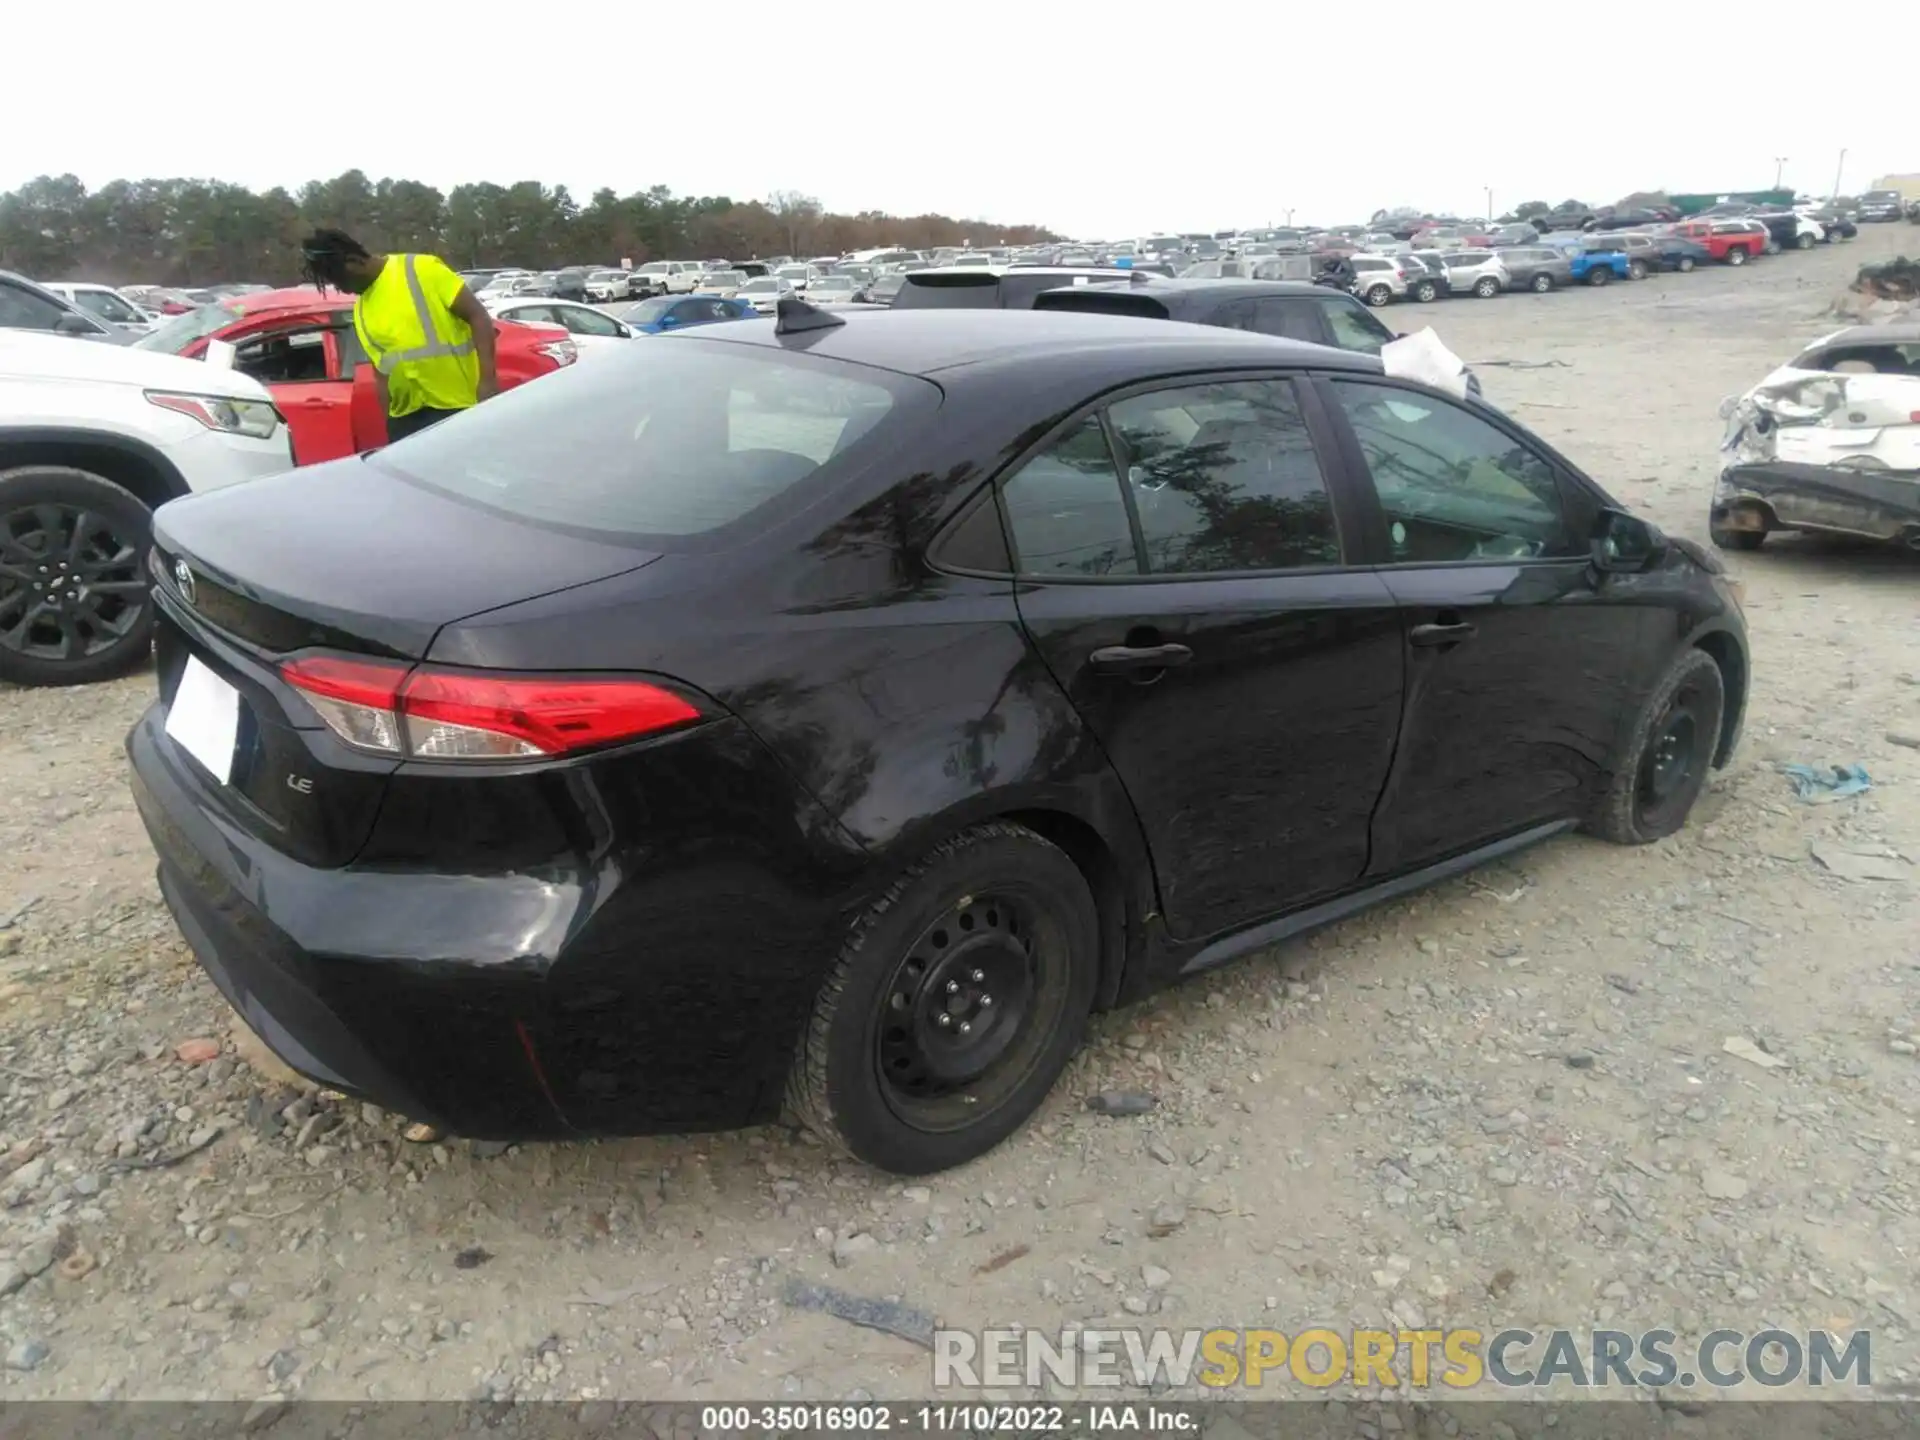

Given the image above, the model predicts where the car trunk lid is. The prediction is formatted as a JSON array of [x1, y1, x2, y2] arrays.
[[147, 455, 660, 868]]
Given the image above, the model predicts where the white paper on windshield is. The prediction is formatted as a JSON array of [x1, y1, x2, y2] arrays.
[[202, 338, 237, 370], [165, 656, 240, 786], [1381, 327, 1469, 400]]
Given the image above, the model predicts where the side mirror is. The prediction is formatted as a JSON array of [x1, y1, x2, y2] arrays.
[[54, 312, 99, 336], [1590, 507, 1667, 575]]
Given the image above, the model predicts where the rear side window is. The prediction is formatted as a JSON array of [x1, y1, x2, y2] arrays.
[[373, 344, 933, 543], [1000, 419, 1139, 577], [1106, 380, 1341, 573]]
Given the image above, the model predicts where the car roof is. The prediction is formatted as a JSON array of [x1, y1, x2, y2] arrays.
[[679, 307, 1379, 378], [1807, 323, 1920, 348], [217, 286, 350, 316]]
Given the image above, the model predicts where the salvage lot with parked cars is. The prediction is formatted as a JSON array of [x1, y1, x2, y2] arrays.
[[0, 225, 1916, 1403]]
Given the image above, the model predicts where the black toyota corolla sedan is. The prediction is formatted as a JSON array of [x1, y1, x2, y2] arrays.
[[127, 303, 1750, 1174]]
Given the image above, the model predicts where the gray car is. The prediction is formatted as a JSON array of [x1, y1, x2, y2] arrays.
[[1491, 245, 1574, 293], [0, 271, 137, 344]]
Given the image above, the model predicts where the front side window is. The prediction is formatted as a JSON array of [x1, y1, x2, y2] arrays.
[[1328, 380, 1575, 563], [0, 281, 67, 331], [1107, 380, 1341, 574], [1000, 419, 1139, 578], [1316, 298, 1391, 354], [560, 305, 623, 337], [74, 289, 146, 324]]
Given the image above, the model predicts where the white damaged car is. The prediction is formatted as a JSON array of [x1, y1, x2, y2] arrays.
[[1712, 323, 1920, 551]]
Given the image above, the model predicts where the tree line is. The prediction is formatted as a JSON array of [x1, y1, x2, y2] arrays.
[[0, 171, 1060, 286]]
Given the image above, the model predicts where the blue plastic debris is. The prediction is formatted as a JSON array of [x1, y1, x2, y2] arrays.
[[1781, 763, 1872, 803]]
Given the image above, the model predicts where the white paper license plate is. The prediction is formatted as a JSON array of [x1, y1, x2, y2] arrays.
[[164, 655, 240, 786]]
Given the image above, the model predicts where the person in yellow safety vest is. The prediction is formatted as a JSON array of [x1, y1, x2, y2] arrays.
[[298, 228, 499, 442]]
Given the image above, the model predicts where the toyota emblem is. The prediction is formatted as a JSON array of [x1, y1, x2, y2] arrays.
[[173, 559, 197, 606]]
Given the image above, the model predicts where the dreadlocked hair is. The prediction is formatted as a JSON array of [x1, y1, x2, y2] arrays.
[[299, 228, 370, 291]]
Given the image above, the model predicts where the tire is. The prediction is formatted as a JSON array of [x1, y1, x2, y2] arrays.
[[1412, 280, 1438, 303], [1473, 276, 1501, 298], [1530, 272, 1553, 293], [1627, 260, 1648, 280], [1676, 255, 1696, 273], [1726, 246, 1748, 266], [786, 822, 1100, 1174], [1587, 266, 1612, 287], [1795, 232, 1815, 250], [1709, 524, 1765, 552], [1364, 284, 1393, 307], [0, 465, 155, 688], [1587, 649, 1726, 846]]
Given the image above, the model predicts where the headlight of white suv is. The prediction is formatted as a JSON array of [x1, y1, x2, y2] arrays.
[[145, 390, 283, 440]]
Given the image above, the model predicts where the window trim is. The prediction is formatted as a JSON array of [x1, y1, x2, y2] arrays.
[[929, 368, 1366, 585], [1310, 372, 1603, 570]]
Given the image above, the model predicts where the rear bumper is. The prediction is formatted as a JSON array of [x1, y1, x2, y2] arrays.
[[126, 702, 864, 1139], [1714, 462, 1920, 545]]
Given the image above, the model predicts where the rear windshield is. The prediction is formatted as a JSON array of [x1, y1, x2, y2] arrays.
[[368, 343, 935, 544], [1032, 290, 1171, 320], [890, 272, 1004, 309]]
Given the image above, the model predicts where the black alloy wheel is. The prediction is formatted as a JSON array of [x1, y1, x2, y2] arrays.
[[1588, 649, 1726, 845], [787, 822, 1099, 1173], [0, 466, 155, 688]]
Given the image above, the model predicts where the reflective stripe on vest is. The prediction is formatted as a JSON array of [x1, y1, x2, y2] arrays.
[[371, 255, 477, 375]]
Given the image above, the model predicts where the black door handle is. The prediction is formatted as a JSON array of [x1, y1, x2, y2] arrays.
[[1090, 643, 1193, 674], [1409, 621, 1477, 647]]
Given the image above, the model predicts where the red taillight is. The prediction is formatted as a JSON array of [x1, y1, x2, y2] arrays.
[[280, 655, 703, 761]]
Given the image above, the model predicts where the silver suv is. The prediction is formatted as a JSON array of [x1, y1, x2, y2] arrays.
[[1439, 250, 1512, 297], [1348, 254, 1414, 306]]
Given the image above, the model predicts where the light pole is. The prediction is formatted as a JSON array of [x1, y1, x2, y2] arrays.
[[1830, 148, 1847, 201], [1484, 187, 1493, 221], [1773, 156, 1788, 189]]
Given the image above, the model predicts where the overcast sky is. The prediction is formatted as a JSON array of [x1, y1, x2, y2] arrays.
[[6, 5, 1912, 238]]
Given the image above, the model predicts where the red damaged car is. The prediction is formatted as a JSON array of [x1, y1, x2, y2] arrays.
[[133, 288, 578, 465]]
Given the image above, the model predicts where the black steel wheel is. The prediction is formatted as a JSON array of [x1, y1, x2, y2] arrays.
[[1587, 649, 1726, 845], [787, 822, 1099, 1173], [0, 466, 155, 688]]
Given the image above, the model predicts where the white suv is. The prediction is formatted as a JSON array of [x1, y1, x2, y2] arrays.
[[630, 261, 703, 296], [0, 332, 294, 688], [1348, 254, 1415, 306], [1438, 250, 1512, 297]]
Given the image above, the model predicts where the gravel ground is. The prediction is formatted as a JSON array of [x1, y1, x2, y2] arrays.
[[1, 228, 1917, 1411]]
